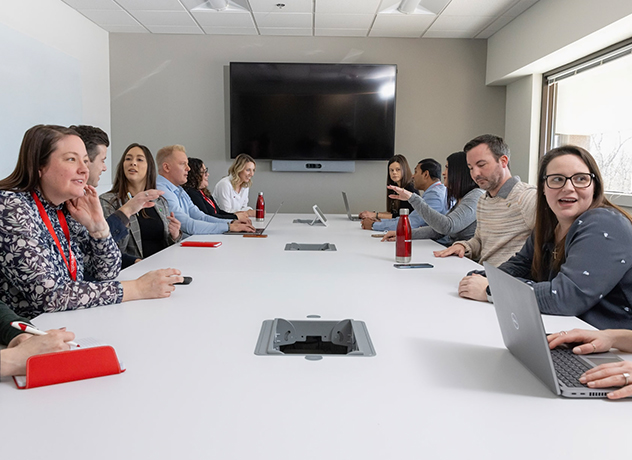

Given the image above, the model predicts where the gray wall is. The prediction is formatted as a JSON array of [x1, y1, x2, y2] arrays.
[[110, 34, 505, 214]]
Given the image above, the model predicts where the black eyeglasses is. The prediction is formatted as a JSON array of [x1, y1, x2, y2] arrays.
[[544, 173, 595, 189]]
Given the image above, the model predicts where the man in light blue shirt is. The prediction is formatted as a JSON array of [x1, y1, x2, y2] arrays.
[[362, 158, 448, 232], [155, 145, 255, 236]]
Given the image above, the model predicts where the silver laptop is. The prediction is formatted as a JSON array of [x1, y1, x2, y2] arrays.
[[341, 191, 360, 221], [224, 202, 283, 235], [485, 262, 624, 398]]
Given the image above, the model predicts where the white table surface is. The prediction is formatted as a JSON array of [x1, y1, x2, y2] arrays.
[[1, 214, 629, 459]]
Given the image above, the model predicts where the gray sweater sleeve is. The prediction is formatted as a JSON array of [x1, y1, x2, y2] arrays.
[[408, 188, 482, 237]]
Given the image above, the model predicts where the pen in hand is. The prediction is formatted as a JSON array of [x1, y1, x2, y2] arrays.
[[11, 321, 80, 347]]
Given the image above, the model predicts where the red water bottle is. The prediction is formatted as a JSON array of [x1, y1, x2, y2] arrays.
[[256, 192, 265, 222], [396, 208, 411, 263]]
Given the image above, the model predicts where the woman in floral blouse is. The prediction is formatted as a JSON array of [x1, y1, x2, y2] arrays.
[[0, 125, 184, 318]]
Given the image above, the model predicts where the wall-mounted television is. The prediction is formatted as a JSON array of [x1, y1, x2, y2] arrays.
[[230, 62, 397, 161]]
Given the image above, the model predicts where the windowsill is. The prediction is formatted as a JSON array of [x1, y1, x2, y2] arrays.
[[606, 193, 632, 210]]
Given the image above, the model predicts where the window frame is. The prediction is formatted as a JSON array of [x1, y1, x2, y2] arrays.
[[540, 37, 632, 207]]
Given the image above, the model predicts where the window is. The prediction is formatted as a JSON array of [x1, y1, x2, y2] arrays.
[[542, 40, 632, 196]]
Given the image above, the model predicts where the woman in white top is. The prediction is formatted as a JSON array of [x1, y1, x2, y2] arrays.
[[212, 153, 256, 217]]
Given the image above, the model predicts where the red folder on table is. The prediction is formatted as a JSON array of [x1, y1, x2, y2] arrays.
[[13, 345, 125, 389]]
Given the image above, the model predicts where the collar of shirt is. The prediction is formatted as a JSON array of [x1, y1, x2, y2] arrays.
[[488, 175, 520, 199]]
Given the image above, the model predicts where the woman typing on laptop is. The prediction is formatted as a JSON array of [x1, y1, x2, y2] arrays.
[[548, 329, 632, 399], [478, 146, 632, 330]]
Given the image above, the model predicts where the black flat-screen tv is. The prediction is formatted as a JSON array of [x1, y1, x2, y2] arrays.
[[230, 62, 397, 161]]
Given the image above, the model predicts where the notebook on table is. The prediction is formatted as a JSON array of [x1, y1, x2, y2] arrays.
[[485, 262, 625, 398]]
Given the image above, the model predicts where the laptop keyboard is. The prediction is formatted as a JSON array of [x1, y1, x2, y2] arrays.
[[551, 348, 592, 387]]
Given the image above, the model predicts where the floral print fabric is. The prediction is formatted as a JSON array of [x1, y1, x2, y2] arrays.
[[0, 190, 123, 318]]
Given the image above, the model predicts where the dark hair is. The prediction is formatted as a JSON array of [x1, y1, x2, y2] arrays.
[[464, 134, 509, 162], [417, 158, 442, 181], [110, 143, 157, 202], [69, 125, 109, 161], [531, 145, 632, 280], [445, 151, 478, 207], [0, 125, 79, 192], [386, 154, 414, 213], [184, 157, 210, 194]]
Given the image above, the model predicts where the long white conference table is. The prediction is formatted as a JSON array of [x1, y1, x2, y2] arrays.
[[1, 213, 629, 459]]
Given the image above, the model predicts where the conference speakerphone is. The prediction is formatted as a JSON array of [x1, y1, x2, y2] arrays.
[[255, 318, 376, 358]]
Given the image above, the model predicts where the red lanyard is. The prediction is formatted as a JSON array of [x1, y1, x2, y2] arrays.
[[200, 190, 217, 211], [31, 191, 77, 281]]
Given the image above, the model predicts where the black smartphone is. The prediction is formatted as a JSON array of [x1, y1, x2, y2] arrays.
[[175, 276, 193, 285], [393, 263, 433, 269]]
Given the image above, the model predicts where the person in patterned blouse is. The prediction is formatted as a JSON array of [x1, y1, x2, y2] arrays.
[[496, 146, 632, 330], [0, 125, 184, 319]]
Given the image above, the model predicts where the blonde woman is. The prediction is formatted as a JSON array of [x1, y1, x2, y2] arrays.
[[212, 153, 256, 217]]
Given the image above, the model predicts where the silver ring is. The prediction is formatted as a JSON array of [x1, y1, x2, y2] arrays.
[[591, 342, 597, 353], [145, 192, 149, 197], [559, 331, 567, 336], [623, 373, 630, 386]]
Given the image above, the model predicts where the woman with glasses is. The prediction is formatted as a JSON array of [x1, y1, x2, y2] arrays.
[[183, 158, 251, 223], [493, 145, 632, 329], [100, 143, 182, 262]]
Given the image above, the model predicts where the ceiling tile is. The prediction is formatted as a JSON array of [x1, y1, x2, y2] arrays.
[[503, 0, 539, 17], [475, 14, 514, 38], [100, 24, 149, 32], [441, 0, 515, 17], [423, 30, 477, 38], [128, 10, 197, 26], [191, 10, 255, 27], [253, 12, 312, 28], [249, 0, 313, 13], [144, 25, 204, 33], [78, 9, 140, 25], [201, 26, 258, 34], [259, 28, 313, 36], [315, 28, 368, 37], [61, 0, 120, 10], [315, 14, 374, 29], [372, 13, 435, 33], [429, 14, 494, 30], [116, 0, 186, 10], [317, 0, 381, 14]]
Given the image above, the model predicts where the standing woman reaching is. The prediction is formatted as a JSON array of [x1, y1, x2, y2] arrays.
[[0, 125, 183, 318], [382, 151, 483, 245], [212, 153, 257, 217], [100, 143, 182, 261], [359, 154, 417, 223]]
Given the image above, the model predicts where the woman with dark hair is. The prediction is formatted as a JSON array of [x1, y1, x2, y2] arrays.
[[359, 154, 418, 221], [100, 143, 181, 261], [383, 151, 483, 245], [471, 146, 632, 329], [183, 158, 251, 223], [0, 126, 183, 318], [212, 153, 257, 216]]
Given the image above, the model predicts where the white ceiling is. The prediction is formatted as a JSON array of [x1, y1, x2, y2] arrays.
[[61, 0, 539, 39]]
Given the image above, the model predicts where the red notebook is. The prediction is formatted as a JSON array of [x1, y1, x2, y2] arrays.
[[13, 343, 125, 389], [181, 241, 222, 248]]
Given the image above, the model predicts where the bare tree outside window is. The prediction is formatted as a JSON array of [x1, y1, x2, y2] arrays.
[[550, 49, 632, 195]]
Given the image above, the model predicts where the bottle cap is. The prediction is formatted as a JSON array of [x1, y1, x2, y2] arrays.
[[399, 208, 409, 216], [259, 192, 263, 196]]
